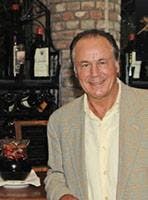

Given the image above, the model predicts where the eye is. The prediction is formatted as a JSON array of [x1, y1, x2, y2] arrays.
[[81, 63, 90, 68], [100, 60, 107, 65], [97, 59, 108, 67]]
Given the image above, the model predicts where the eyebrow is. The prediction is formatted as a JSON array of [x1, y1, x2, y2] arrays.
[[77, 57, 110, 63], [76, 60, 89, 64]]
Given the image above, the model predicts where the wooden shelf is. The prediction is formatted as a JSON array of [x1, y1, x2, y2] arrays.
[[0, 79, 59, 90], [130, 80, 148, 89]]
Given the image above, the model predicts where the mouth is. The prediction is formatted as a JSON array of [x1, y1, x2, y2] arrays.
[[89, 78, 105, 86]]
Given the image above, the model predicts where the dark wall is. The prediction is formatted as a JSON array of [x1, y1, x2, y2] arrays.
[[135, 0, 148, 61], [135, 0, 148, 21]]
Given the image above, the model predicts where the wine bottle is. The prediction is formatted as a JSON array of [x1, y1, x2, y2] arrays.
[[125, 33, 141, 84], [30, 26, 49, 79], [10, 1, 26, 79], [11, 2, 20, 27], [13, 36, 26, 78]]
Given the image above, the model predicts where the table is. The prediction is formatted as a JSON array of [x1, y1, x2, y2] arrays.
[[0, 172, 47, 200]]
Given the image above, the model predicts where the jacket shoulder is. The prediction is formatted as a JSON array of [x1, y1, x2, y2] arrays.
[[121, 82, 148, 102], [49, 95, 84, 122]]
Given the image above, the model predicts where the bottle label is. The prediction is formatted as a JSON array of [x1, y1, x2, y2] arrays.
[[13, 44, 25, 77], [128, 51, 141, 79], [34, 47, 49, 77], [13, 44, 18, 76]]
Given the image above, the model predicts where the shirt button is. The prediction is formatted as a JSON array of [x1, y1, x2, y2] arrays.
[[103, 170, 107, 175], [102, 146, 106, 150]]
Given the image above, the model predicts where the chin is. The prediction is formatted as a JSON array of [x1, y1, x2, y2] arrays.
[[87, 91, 105, 100], [93, 88, 109, 98]]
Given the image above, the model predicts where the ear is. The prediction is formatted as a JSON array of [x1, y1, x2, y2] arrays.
[[115, 61, 120, 74], [75, 73, 78, 78], [74, 66, 78, 78], [115, 61, 120, 77]]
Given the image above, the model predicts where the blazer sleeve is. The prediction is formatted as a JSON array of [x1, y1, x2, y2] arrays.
[[44, 113, 74, 200]]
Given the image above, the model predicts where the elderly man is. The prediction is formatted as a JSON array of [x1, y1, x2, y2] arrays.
[[45, 29, 148, 200]]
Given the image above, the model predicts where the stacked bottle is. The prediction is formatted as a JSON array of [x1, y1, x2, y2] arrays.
[[125, 33, 141, 84], [10, 1, 26, 79], [30, 26, 49, 79]]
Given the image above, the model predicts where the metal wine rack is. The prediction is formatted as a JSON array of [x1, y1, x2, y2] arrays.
[[0, 0, 60, 146]]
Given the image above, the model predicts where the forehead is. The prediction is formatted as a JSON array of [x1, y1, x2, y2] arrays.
[[74, 36, 114, 57]]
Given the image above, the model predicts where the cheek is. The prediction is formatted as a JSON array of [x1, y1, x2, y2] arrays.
[[75, 69, 87, 80], [106, 65, 119, 77], [106, 61, 119, 75]]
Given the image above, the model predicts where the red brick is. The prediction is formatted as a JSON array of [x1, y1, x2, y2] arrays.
[[67, 2, 80, 11], [52, 30, 76, 40], [90, 10, 103, 20], [81, 1, 95, 10], [52, 22, 65, 31], [62, 12, 75, 21], [56, 40, 71, 49]]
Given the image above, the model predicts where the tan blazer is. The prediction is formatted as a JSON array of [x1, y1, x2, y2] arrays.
[[45, 82, 148, 200]]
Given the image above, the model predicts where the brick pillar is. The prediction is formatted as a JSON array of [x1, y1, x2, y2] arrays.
[[47, 0, 121, 105]]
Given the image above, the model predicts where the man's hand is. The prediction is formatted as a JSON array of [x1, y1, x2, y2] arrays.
[[59, 194, 79, 200]]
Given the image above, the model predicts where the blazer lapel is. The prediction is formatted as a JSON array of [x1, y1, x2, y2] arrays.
[[68, 97, 88, 199], [116, 84, 141, 199]]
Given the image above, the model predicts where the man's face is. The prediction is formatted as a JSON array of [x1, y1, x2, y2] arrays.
[[73, 36, 119, 101]]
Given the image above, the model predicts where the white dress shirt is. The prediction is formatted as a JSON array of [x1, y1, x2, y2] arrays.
[[84, 82, 121, 200]]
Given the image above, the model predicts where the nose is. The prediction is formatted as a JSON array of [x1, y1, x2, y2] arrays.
[[90, 63, 100, 76]]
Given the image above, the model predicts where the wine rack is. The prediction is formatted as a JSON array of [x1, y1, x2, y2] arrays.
[[120, 0, 148, 89], [0, 1, 60, 166]]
